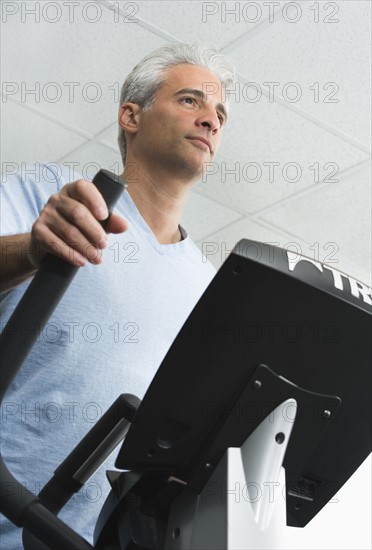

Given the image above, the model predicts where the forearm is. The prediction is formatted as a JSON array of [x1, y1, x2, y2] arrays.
[[0, 234, 38, 293]]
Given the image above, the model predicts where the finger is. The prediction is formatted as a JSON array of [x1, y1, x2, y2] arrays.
[[105, 214, 129, 234], [34, 210, 105, 265], [62, 179, 109, 221], [46, 194, 108, 249], [30, 224, 88, 267]]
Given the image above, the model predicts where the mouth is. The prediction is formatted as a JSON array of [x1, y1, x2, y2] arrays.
[[187, 137, 212, 153]]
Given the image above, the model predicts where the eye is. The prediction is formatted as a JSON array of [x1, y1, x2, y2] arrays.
[[217, 114, 225, 127], [181, 96, 196, 105]]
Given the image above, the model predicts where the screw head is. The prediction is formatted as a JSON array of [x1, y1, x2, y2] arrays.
[[172, 527, 181, 540], [322, 409, 331, 419], [252, 379, 262, 390]]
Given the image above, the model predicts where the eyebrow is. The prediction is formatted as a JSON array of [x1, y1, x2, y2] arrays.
[[174, 88, 228, 123]]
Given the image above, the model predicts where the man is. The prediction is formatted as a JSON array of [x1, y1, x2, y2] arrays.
[[0, 42, 235, 547]]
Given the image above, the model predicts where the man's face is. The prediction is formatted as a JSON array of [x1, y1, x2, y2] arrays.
[[129, 64, 227, 181]]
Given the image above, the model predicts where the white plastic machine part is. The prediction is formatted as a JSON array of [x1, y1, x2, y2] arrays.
[[164, 399, 297, 550], [228, 398, 297, 549]]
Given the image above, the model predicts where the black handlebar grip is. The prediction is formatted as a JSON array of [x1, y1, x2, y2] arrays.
[[92, 169, 127, 228], [0, 169, 127, 401]]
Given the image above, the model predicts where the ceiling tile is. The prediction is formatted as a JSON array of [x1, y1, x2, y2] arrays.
[[1, 101, 86, 166], [181, 190, 242, 241], [195, 92, 369, 214], [197, 209, 370, 286], [231, 0, 371, 149], [259, 161, 372, 284], [96, 123, 120, 150], [197, 215, 310, 270], [1, 6, 166, 136], [57, 141, 123, 181], [126, 0, 287, 48]]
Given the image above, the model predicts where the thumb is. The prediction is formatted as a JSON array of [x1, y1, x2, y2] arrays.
[[105, 213, 129, 234]]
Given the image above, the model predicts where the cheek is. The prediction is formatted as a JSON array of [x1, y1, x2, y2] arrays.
[[161, 113, 182, 130]]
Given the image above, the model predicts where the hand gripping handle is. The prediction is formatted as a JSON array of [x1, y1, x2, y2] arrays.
[[0, 169, 127, 400]]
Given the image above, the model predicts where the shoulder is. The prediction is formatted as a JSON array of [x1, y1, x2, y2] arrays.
[[0, 162, 83, 236]]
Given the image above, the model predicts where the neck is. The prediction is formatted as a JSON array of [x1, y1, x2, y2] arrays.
[[122, 156, 197, 245]]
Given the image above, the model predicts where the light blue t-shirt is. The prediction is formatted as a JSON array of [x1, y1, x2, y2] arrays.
[[0, 163, 216, 548]]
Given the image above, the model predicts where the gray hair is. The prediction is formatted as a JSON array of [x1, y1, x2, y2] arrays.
[[118, 42, 236, 165]]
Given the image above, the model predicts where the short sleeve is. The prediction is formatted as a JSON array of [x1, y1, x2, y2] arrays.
[[0, 162, 78, 235]]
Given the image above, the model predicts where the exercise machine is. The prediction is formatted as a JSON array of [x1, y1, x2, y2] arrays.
[[1, 171, 371, 549]]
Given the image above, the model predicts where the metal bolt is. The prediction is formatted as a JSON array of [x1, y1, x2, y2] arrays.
[[275, 432, 285, 444], [252, 379, 262, 390], [322, 409, 331, 419], [172, 527, 181, 540]]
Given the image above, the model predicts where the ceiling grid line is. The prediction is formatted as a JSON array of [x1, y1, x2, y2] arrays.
[[247, 157, 372, 217], [221, 1, 288, 53], [235, 73, 371, 156], [96, 0, 183, 42], [0, 95, 94, 141]]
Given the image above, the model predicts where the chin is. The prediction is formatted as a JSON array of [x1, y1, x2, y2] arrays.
[[173, 154, 205, 181], [187, 162, 205, 181]]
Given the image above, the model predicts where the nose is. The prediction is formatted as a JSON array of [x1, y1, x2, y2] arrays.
[[196, 106, 220, 133]]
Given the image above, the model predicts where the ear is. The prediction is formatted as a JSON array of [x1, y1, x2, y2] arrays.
[[118, 102, 142, 135]]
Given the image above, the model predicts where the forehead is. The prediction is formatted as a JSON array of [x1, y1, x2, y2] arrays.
[[159, 64, 226, 104]]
